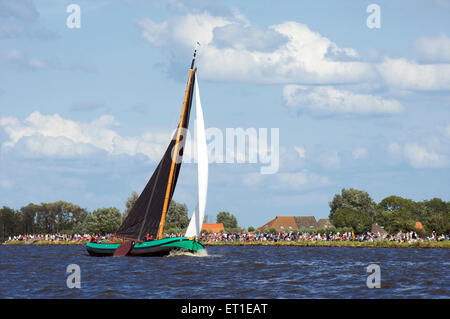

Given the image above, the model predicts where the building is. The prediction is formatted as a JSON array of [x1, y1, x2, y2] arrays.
[[294, 216, 317, 229], [201, 223, 224, 233], [317, 218, 333, 229], [258, 216, 332, 232], [371, 223, 388, 237], [258, 216, 298, 232]]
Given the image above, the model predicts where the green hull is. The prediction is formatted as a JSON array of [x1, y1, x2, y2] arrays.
[[86, 237, 204, 256]]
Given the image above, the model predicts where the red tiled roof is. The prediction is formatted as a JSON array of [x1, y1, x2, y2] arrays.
[[258, 216, 298, 232], [202, 223, 224, 233]]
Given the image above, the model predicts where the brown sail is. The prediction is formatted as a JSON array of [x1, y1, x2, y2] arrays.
[[115, 55, 197, 242]]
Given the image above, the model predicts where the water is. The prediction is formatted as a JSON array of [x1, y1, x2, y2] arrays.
[[0, 245, 448, 298]]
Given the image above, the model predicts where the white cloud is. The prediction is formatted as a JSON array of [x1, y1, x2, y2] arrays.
[[388, 141, 447, 168], [403, 143, 446, 168], [136, 12, 376, 85], [212, 24, 288, 52], [352, 147, 368, 160], [274, 171, 330, 190], [414, 33, 450, 63], [283, 85, 403, 116], [243, 170, 330, 190], [27, 57, 48, 69], [319, 150, 341, 170], [135, 18, 169, 46], [200, 21, 375, 84], [294, 146, 306, 159], [0, 48, 49, 70], [0, 112, 170, 161], [136, 9, 450, 96], [136, 12, 231, 49], [377, 57, 450, 91]]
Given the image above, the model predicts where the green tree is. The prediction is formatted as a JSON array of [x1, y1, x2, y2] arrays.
[[83, 207, 122, 234], [23, 201, 88, 234], [164, 200, 189, 231], [332, 207, 372, 234], [20, 203, 41, 234], [124, 191, 139, 219], [422, 198, 450, 235], [0, 206, 23, 240], [216, 211, 238, 230], [390, 208, 415, 233], [329, 188, 376, 223], [377, 195, 420, 233]]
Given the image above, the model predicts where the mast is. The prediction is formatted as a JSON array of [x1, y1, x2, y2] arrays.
[[156, 48, 198, 240], [115, 48, 198, 242]]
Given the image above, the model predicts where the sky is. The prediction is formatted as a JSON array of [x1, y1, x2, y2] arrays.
[[0, 0, 449, 228]]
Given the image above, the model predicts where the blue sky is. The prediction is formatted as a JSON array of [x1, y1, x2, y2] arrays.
[[0, 0, 449, 228]]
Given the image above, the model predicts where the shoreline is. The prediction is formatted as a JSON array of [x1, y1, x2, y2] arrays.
[[2, 239, 449, 248]]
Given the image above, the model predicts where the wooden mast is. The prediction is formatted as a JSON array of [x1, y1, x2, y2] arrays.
[[156, 50, 197, 240]]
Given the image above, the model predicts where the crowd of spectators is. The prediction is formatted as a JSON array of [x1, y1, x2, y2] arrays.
[[3, 230, 448, 244], [4, 233, 98, 243], [198, 230, 449, 243]]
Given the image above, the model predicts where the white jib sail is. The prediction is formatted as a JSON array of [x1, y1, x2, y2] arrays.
[[185, 77, 208, 238]]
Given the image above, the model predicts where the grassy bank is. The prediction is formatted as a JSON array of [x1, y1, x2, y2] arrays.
[[3, 239, 449, 248]]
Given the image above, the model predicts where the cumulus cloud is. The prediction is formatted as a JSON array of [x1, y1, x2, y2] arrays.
[[136, 11, 376, 85], [136, 12, 230, 49], [377, 57, 450, 91], [414, 33, 450, 63], [0, 112, 170, 161], [212, 24, 288, 52], [283, 85, 403, 116], [388, 141, 447, 168], [403, 143, 446, 168], [200, 21, 375, 84], [135, 6, 450, 96]]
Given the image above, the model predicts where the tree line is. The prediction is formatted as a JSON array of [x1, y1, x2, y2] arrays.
[[0, 192, 240, 240], [2, 188, 447, 240], [329, 188, 449, 235]]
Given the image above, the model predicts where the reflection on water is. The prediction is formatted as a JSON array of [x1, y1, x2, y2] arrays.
[[0, 245, 448, 298]]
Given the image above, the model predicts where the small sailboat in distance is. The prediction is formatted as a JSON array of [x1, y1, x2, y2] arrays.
[[86, 47, 207, 256]]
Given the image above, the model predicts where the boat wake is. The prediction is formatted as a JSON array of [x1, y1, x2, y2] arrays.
[[167, 249, 210, 258]]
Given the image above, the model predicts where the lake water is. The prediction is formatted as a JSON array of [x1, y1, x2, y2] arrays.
[[0, 245, 448, 298]]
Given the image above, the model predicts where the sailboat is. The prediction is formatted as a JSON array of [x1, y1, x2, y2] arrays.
[[86, 48, 207, 256]]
